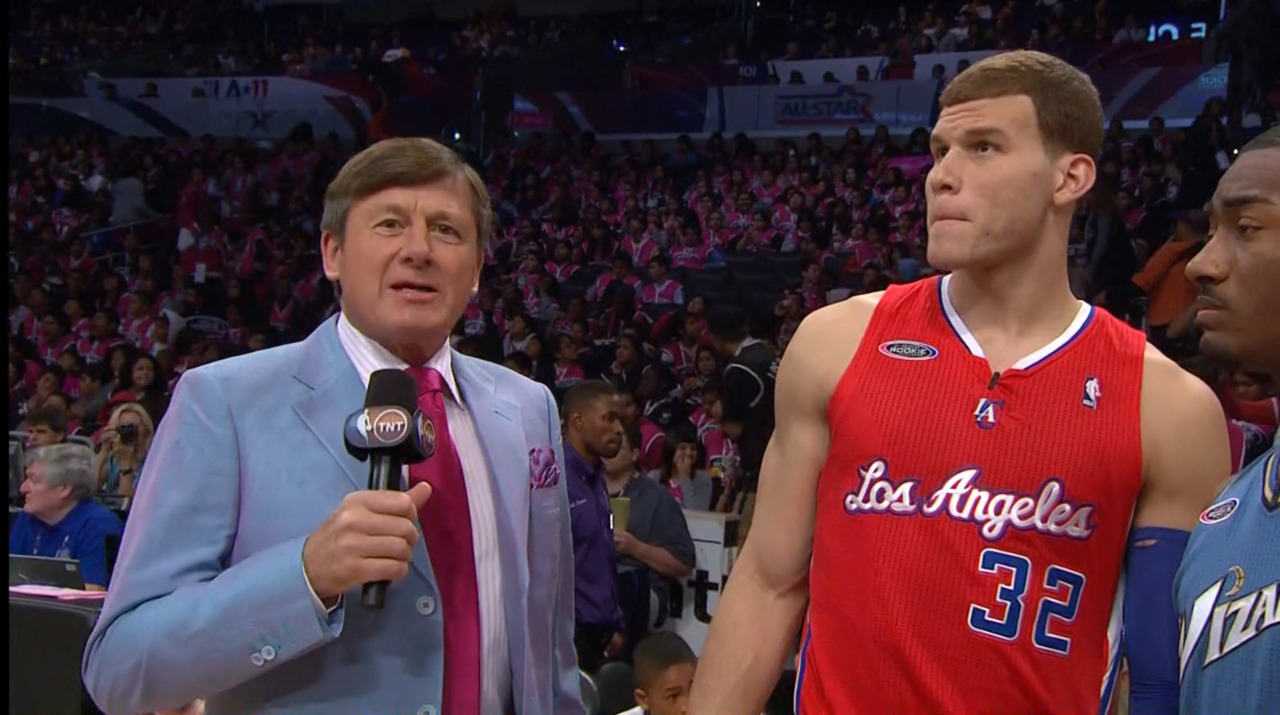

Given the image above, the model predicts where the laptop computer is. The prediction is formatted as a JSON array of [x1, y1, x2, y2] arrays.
[[8, 555, 86, 590]]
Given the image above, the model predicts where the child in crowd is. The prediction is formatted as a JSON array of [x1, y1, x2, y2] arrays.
[[618, 632, 697, 715]]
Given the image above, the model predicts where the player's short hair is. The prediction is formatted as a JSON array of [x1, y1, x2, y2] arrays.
[[707, 306, 748, 342], [321, 137, 492, 250], [24, 406, 67, 435], [562, 380, 618, 422], [632, 632, 697, 691], [1239, 125, 1280, 154], [940, 50, 1103, 158]]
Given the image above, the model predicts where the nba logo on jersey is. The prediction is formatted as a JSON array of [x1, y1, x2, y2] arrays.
[[974, 398, 1003, 430], [1082, 377, 1101, 409]]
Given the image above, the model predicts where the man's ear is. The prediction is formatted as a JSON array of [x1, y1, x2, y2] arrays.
[[320, 230, 342, 282], [633, 688, 649, 712], [1053, 153, 1096, 209]]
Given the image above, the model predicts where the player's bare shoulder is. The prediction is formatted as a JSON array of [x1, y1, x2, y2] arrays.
[[1139, 342, 1231, 487], [779, 292, 884, 410]]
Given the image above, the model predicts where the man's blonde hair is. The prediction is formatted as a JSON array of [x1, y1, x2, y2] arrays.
[[940, 50, 1104, 158], [320, 137, 493, 250]]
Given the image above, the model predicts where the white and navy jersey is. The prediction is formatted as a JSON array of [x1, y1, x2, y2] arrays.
[[1174, 447, 1280, 715]]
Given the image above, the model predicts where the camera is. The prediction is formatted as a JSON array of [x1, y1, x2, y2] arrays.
[[117, 423, 140, 446]]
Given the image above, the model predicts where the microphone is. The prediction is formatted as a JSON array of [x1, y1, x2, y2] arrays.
[[344, 369, 431, 609]]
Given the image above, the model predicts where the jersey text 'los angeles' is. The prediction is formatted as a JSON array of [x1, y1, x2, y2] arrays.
[[799, 275, 1146, 715]]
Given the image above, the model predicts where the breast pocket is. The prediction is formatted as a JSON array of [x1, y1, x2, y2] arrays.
[[528, 487, 565, 593]]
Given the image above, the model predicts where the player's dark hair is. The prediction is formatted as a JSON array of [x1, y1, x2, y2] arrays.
[[707, 306, 747, 342], [24, 406, 68, 435], [562, 380, 618, 422], [633, 632, 697, 691]]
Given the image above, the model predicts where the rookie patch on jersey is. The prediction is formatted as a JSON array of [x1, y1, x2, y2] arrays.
[[879, 340, 939, 361], [1199, 497, 1239, 525]]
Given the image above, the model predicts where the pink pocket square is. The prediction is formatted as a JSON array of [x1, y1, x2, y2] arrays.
[[529, 446, 561, 490]]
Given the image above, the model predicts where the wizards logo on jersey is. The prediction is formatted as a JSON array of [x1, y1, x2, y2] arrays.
[[974, 398, 1003, 430]]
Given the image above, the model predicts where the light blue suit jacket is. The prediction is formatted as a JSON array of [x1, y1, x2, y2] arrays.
[[82, 317, 582, 715]]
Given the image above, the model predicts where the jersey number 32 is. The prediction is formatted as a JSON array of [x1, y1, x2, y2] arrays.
[[968, 548, 1087, 655]]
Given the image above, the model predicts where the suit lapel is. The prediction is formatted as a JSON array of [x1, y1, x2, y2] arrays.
[[452, 353, 533, 706], [290, 317, 368, 492]]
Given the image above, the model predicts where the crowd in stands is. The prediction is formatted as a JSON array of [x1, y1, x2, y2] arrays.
[[8, 0, 668, 98], [10, 99, 1278, 513], [762, 0, 1181, 69]]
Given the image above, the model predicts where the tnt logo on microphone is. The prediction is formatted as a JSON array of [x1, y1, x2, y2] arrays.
[[360, 407, 411, 446]]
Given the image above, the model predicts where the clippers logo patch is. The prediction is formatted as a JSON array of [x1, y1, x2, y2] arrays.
[[1082, 377, 1101, 409], [1199, 497, 1239, 525], [879, 340, 939, 361], [974, 398, 1003, 430]]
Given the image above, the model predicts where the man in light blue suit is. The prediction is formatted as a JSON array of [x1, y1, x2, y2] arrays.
[[82, 138, 583, 715]]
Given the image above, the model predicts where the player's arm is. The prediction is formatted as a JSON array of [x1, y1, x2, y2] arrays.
[[1124, 346, 1232, 715], [688, 296, 876, 715]]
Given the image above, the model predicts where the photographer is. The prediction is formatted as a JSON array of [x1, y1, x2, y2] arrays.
[[94, 402, 154, 497]]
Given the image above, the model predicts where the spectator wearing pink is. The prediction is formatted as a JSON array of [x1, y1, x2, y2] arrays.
[[119, 293, 155, 348], [670, 226, 714, 271], [622, 226, 662, 268], [76, 310, 124, 366], [35, 313, 78, 366], [58, 237, 96, 276], [772, 191, 804, 234], [734, 212, 780, 254], [63, 297, 91, 340], [703, 210, 733, 251], [12, 284, 50, 344], [661, 313, 704, 379], [587, 254, 642, 302], [892, 212, 924, 248], [618, 390, 665, 474], [640, 256, 685, 307], [502, 313, 535, 358], [175, 166, 213, 229], [267, 277, 297, 333], [551, 334, 586, 393], [725, 193, 754, 234], [751, 168, 783, 206], [57, 351, 84, 401], [546, 241, 580, 283]]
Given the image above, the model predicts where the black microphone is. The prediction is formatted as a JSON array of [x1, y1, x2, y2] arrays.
[[343, 369, 430, 610]]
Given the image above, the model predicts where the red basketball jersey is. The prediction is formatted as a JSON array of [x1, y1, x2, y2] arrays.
[[798, 275, 1146, 715]]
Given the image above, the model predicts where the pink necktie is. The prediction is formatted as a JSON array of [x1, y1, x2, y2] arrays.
[[406, 366, 481, 715]]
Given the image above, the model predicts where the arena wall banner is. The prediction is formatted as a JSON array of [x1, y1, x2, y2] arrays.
[[770, 50, 999, 84], [10, 75, 374, 142], [718, 82, 938, 134], [10, 95, 370, 143]]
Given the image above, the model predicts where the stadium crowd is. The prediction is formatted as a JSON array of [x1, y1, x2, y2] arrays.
[[7, 5, 1280, 713], [10, 106, 1278, 505]]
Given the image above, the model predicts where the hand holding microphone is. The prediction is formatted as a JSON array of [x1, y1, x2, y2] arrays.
[[302, 369, 432, 610]]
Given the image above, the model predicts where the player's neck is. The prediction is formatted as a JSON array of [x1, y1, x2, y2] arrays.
[[946, 247, 1080, 369]]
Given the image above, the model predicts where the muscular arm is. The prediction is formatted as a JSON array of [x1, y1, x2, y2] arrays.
[[1136, 347, 1232, 532], [688, 296, 876, 715], [1124, 347, 1232, 715]]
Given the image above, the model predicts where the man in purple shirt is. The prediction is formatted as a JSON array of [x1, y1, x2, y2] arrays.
[[562, 380, 626, 673]]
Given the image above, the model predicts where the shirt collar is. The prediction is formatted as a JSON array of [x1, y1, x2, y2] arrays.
[[335, 311, 461, 403], [734, 337, 761, 357], [564, 444, 602, 482]]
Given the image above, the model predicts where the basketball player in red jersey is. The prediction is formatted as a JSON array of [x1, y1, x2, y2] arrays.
[[689, 51, 1231, 715]]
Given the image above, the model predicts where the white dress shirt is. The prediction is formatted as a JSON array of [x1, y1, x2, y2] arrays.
[[331, 313, 513, 714]]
